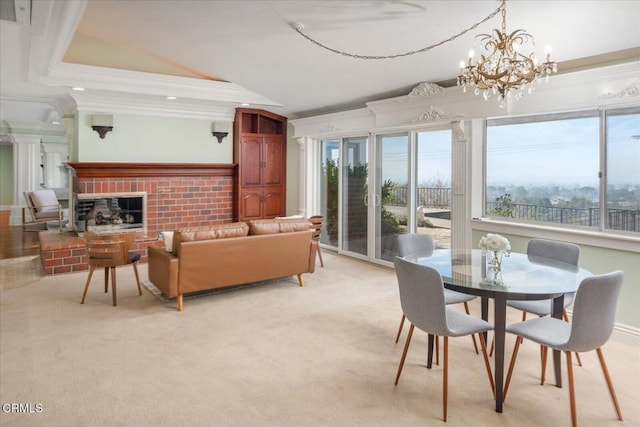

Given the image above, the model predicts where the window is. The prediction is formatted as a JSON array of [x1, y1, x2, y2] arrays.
[[485, 108, 639, 234]]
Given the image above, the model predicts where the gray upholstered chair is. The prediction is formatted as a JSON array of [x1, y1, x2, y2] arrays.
[[394, 233, 479, 356], [504, 238, 583, 375], [503, 270, 624, 427], [393, 257, 494, 422]]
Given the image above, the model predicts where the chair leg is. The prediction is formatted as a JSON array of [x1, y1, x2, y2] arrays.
[[395, 323, 414, 385], [503, 334, 523, 402], [104, 267, 109, 293], [489, 337, 494, 357], [435, 336, 440, 365], [395, 314, 405, 344], [566, 351, 577, 427], [177, 294, 184, 311], [596, 348, 623, 421], [297, 274, 304, 287], [463, 302, 479, 354], [317, 245, 324, 267], [111, 267, 117, 306], [132, 262, 142, 296], [478, 333, 495, 397], [443, 336, 448, 422], [540, 345, 548, 385], [80, 266, 96, 304]]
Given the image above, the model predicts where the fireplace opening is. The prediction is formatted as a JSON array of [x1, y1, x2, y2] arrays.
[[75, 192, 147, 234]]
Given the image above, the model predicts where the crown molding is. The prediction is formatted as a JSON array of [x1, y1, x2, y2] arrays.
[[70, 91, 236, 121]]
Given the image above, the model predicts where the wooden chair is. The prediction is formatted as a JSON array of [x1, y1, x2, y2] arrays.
[[22, 189, 68, 232], [309, 215, 324, 267], [80, 232, 142, 306]]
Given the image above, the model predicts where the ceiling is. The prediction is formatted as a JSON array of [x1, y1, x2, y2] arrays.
[[1, 0, 639, 129]]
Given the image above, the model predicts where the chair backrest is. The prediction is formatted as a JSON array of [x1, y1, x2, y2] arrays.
[[566, 270, 624, 352], [396, 233, 435, 258], [309, 216, 323, 240], [84, 232, 135, 267], [393, 256, 448, 336], [527, 238, 580, 268], [85, 239, 127, 268]]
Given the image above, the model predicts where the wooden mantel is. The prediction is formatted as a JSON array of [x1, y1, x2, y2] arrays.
[[67, 162, 236, 178]]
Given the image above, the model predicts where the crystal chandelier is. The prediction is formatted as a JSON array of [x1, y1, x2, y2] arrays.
[[457, 0, 557, 106]]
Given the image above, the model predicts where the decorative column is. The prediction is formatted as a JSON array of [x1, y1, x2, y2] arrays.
[[10, 135, 41, 225], [450, 121, 472, 253], [296, 136, 319, 217], [41, 141, 69, 189]]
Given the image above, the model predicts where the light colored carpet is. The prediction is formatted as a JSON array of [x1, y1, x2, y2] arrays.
[[1, 252, 638, 426]]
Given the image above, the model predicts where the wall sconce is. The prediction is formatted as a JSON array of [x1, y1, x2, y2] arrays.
[[211, 122, 228, 144], [91, 114, 113, 139]]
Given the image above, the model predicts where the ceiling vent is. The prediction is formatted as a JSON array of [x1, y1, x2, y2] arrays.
[[0, 0, 30, 25]]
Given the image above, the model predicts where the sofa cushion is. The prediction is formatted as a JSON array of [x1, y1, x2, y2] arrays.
[[277, 218, 311, 233], [248, 219, 280, 235], [174, 222, 249, 255], [248, 218, 311, 235]]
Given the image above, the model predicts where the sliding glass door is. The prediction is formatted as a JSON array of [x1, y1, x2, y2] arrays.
[[316, 128, 451, 264]]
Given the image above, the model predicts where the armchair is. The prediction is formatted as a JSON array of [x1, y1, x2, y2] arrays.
[[22, 189, 68, 232]]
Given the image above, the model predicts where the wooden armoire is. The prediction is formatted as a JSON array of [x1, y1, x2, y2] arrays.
[[233, 108, 287, 221]]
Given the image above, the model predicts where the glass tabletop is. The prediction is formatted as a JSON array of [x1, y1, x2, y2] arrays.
[[404, 249, 592, 301]]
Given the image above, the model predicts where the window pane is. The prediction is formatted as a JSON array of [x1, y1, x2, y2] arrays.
[[486, 114, 600, 229], [377, 134, 409, 261], [320, 140, 339, 247], [416, 130, 451, 247], [342, 136, 368, 255], [606, 110, 640, 233]]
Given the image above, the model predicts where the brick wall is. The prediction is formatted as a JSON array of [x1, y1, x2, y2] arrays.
[[76, 175, 234, 237], [39, 163, 237, 275], [68, 163, 237, 238]]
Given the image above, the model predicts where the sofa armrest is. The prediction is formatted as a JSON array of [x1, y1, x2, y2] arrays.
[[148, 246, 179, 298]]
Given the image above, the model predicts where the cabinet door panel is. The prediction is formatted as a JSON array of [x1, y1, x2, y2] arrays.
[[240, 137, 263, 186], [263, 136, 284, 186], [262, 188, 284, 218], [240, 190, 263, 220]]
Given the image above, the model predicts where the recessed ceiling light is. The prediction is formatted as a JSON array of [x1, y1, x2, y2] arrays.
[[72, 87, 85, 91], [166, 96, 177, 100], [51, 121, 61, 125], [240, 103, 250, 106]]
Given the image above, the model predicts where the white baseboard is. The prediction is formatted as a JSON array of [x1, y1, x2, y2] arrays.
[[611, 323, 640, 347]]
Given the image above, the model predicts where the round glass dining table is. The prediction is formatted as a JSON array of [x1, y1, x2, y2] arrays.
[[403, 248, 592, 413]]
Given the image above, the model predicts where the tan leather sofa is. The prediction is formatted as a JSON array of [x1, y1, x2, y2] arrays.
[[147, 218, 317, 311]]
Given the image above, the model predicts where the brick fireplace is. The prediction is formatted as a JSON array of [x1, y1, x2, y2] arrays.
[[40, 162, 236, 275]]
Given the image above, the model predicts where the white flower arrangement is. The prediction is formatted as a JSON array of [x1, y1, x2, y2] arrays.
[[479, 233, 511, 253]]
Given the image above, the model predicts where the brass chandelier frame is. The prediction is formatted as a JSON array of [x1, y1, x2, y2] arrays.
[[457, 0, 557, 103]]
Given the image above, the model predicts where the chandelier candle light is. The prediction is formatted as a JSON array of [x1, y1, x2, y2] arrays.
[[457, 0, 557, 106], [479, 233, 511, 285]]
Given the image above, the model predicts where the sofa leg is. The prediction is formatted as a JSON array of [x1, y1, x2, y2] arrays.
[[297, 274, 304, 287], [177, 294, 184, 311]]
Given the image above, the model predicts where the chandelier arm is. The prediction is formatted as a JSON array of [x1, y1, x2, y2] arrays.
[[293, 4, 503, 60]]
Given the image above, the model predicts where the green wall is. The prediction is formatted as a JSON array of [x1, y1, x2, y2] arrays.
[[472, 230, 640, 331], [76, 113, 233, 163], [0, 145, 13, 206]]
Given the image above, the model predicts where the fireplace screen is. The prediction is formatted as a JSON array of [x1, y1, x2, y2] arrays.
[[75, 192, 146, 234]]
